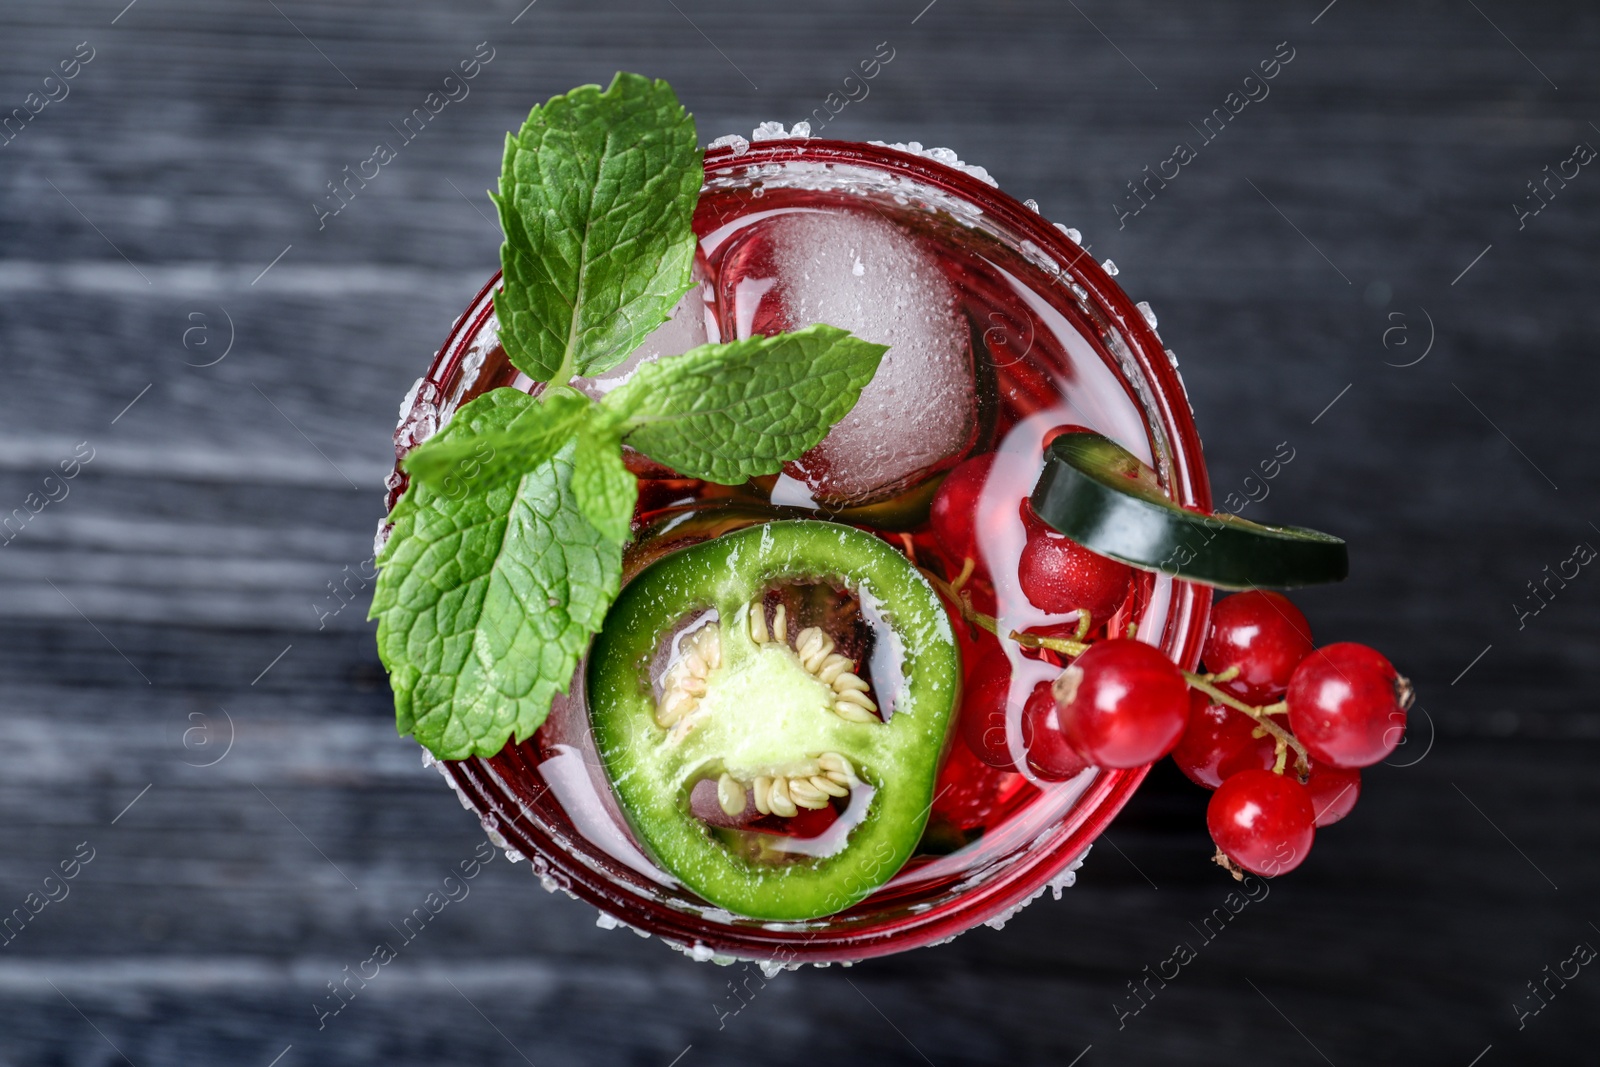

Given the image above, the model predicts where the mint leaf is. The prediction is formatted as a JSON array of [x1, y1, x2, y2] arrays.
[[568, 416, 637, 545], [371, 391, 625, 760], [377, 74, 899, 763], [492, 72, 701, 383], [401, 386, 591, 495], [603, 324, 889, 483]]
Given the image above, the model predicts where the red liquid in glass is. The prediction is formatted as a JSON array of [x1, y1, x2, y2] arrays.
[[390, 138, 1210, 961]]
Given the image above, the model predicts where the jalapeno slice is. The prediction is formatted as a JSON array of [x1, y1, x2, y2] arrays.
[[1031, 432, 1348, 589], [587, 520, 961, 921]]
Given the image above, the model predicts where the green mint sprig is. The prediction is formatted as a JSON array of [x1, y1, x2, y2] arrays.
[[603, 325, 884, 485], [397, 385, 592, 495], [372, 390, 628, 759], [493, 72, 702, 383], [371, 75, 889, 760]]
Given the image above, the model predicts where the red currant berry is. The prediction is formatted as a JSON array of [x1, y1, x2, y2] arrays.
[[1286, 643, 1411, 768], [1055, 638, 1188, 768], [1171, 690, 1276, 789], [929, 453, 995, 575], [1017, 519, 1133, 619], [1305, 760, 1360, 827], [1216, 735, 1283, 782], [1206, 769, 1315, 876], [959, 655, 1018, 770], [1202, 591, 1313, 703], [1020, 679, 1092, 780], [933, 736, 1019, 831]]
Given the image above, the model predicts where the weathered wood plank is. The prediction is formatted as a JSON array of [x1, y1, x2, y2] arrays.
[[1, 0, 1597, 1063]]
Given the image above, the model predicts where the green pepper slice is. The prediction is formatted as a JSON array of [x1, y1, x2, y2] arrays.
[[587, 520, 961, 921], [1031, 432, 1349, 589]]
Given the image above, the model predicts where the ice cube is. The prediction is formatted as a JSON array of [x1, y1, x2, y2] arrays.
[[715, 209, 976, 505], [572, 258, 718, 400]]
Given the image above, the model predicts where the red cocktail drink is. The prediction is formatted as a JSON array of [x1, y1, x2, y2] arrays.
[[387, 134, 1211, 963]]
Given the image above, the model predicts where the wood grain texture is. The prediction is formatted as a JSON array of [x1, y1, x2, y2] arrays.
[[0, 0, 1597, 1063]]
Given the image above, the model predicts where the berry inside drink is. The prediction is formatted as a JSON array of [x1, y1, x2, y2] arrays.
[[395, 138, 1212, 959]]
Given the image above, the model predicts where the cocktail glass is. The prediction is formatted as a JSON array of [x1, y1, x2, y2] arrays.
[[384, 133, 1212, 964]]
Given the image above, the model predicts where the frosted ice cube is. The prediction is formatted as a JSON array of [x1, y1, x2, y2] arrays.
[[572, 264, 717, 400], [717, 209, 976, 504]]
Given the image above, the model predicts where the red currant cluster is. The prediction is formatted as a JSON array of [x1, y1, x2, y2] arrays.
[[926, 448, 1413, 879], [1185, 595, 1410, 876]]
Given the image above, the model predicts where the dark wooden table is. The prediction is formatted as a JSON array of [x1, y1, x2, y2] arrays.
[[1, 1, 1596, 1063]]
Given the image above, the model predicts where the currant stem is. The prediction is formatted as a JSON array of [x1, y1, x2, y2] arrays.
[[1183, 671, 1309, 773], [1212, 848, 1247, 882], [919, 567, 1001, 640], [1009, 630, 1089, 657], [920, 561, 1310, 774], [1010, 613, 1093, 653]]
